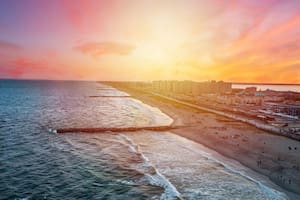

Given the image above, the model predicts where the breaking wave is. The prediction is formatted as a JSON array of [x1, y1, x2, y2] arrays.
[[118, 134, 183, 200]]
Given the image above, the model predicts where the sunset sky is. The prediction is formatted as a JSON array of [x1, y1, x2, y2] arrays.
[[0, 0, 299, 83]]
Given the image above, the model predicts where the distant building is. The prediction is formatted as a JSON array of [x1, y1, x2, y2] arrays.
[[151, 80, 232, 95], [152, 81, 160, 91], [217, 95, 263, 105]]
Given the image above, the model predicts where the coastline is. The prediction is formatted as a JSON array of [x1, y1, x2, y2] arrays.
[[108, 83, 300, 200]]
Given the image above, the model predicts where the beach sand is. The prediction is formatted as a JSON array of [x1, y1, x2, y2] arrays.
[[109, 84, 300, 200]]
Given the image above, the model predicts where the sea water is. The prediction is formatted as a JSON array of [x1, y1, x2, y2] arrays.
[[0, 80, 288, 199], [233, 84, 300, 93]]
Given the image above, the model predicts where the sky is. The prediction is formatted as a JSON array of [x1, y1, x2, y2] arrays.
[[0, 0, 299, 83]]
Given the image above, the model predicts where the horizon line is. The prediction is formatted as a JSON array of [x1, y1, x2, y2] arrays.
[[0, 78, 300, 86]]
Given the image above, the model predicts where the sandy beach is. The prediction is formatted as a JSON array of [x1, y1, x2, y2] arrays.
[[109, 83, 300, 200]]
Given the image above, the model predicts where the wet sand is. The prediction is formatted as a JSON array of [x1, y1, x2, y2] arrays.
[[109, 84, 300, 200]]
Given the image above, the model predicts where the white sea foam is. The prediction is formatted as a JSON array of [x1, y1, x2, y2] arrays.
[[119, 134, 182, 200], [48, 128, 57, 134], [220, 162, 288, 200], [161, 132, 289, 200], [130, 98, 174, 127]]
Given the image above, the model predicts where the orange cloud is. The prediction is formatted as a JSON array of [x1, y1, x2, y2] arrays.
[[74, 42, 135, 58]]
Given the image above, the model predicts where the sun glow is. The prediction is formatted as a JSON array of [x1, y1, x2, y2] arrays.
[[0, 0, 299, 83]]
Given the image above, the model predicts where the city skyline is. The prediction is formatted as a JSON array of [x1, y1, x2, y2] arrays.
[[0, 0, 300, 83]]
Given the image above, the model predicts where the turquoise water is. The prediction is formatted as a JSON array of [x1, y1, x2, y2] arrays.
[[0, 80, 288, 199]]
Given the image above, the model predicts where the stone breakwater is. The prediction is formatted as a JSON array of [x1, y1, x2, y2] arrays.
[[53, 125, 184, 134]]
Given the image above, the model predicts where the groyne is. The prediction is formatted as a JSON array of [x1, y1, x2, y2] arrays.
[[54, 125, 183, 134]]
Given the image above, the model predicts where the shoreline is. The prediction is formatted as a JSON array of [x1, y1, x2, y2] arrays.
[[108, 83, 300, 200]]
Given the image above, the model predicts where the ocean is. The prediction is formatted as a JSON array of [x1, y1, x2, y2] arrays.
[[0, 80, 288, 200], [233, 84, 300, 93]]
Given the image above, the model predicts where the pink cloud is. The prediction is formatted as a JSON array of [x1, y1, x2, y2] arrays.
[[1, 57, 49, 78], [74, 42, 135, 58], [61, 0, 122, 35], [264, 13, 300, 39], [13, 57, 48, 68], [46, 50, 57, 59], [0, 41, 21, 51]]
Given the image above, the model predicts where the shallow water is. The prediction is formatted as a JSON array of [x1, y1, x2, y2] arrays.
[[0, 80, 288, 199]]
